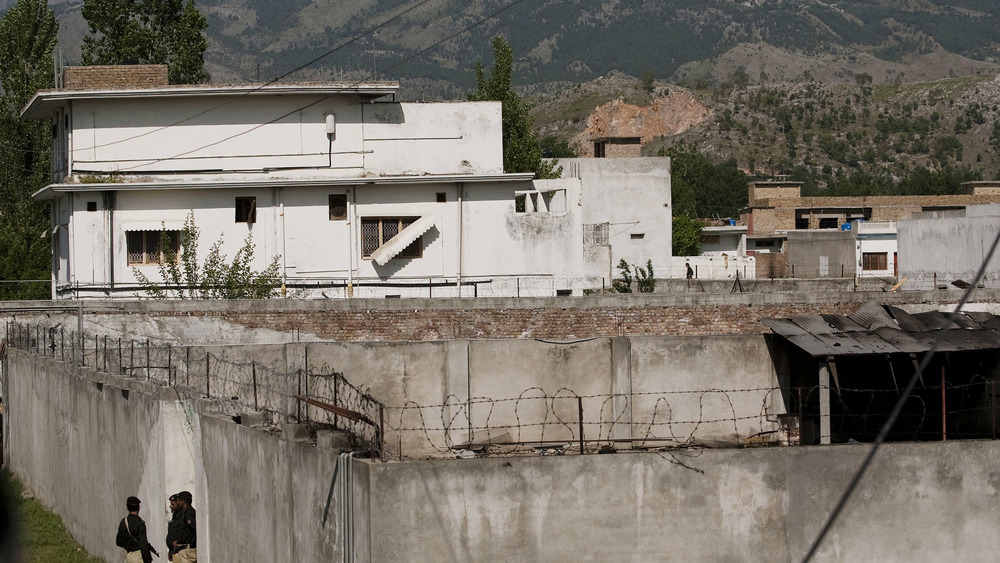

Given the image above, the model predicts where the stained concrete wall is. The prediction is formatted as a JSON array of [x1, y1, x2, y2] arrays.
[[2, 350, 202, 563], [898, 208, 1000, 289], [365, 440, 1000, 562], [8, 350, 1000, 562]]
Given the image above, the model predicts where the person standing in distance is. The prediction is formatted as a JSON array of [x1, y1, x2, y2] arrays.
[[172, 491, 197, 562], [116, 496, 158, 563]]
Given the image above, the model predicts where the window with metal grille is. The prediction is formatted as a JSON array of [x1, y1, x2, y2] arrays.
[[583, 223, 609, 245], [862, 252, 887, 271], [360, 217, 420, 258], [236, 197, 256, 223], [126, 231, 180, 265]]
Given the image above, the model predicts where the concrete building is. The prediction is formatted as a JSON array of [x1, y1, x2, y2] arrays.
[[741, 181, 1000, 279], [590, 136, 642, 158], [898, 204, 1000, 290], [24, 66, 671, 299]]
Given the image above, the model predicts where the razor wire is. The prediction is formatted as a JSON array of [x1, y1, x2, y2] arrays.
[[6, 321, 998, 460]]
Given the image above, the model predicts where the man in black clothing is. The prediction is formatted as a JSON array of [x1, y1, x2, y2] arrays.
[[116, 496, 158, 563], [172, 491, 197, 562], [165, 494, 180, 561]]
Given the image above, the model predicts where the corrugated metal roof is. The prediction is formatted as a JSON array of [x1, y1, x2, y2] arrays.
[[762, 303, 1000, 357]]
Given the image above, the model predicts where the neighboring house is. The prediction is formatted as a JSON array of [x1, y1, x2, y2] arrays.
[[590, 136, 642, 158], [898, 204, 1000, 290], [854, 221, 898, 278], [679, 222, 756, 280], [741, 181, 1000, 279], [24, 66, 671, 299]]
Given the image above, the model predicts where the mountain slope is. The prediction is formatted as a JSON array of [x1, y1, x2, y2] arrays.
[[39, 0, 1000, 96]]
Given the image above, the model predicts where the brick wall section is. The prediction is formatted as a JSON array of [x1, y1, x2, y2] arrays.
[[136, 302, 864, 341], [63, 65, 169, 90], [605, 143, 642, 158]]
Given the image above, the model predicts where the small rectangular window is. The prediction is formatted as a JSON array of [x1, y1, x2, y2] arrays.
[[126, 231, 181, 265], [631, 233, 645, 240], [87, 201, 97, 212], [583, 223, 609, 245], [361, 217, 421, 259], [436, 192, 447, 203], [818, 217, 838, 229], [329, 194, 347, 220], [236, 197, 256, 223], [862, 252, 888, 271], [594, 142, 606, 158]]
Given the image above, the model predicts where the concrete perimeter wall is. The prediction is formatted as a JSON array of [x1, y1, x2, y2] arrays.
[[184, 334, 784, 457], [7, 349, 1000, 562], [367, 440, 1000, 562]]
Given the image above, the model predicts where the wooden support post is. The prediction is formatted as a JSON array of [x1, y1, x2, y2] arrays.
[[941, 365, 947, 442]]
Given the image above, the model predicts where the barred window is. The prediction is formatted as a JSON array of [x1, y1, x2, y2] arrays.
[[583, 223, 609, 245], [862, 252, 887, 271], [126, 231, 180, 265], [361, 217, 420, 258]]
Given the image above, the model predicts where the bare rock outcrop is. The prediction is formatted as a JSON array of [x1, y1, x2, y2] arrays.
[[573, 91, 713, 156]]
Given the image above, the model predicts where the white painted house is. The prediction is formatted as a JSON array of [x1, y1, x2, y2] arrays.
[[853, 221, 898, 278], [25, 66, 671, 299]]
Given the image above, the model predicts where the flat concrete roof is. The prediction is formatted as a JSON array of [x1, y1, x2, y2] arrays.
[[22, 81, 400, 119], [31, 172, 536, 200]]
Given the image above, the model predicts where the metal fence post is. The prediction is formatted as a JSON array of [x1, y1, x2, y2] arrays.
[[252, 362, 258, 410], [578, 396, 585, 455], [206, 353, 210, 397]]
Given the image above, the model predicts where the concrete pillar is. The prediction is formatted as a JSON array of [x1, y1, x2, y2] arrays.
[[819, 365, 831, 445], [610, 337, 633, 448], [444, 340, 471, 446]]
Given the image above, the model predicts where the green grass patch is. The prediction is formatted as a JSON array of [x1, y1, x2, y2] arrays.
[[0, 470, 102, 563]]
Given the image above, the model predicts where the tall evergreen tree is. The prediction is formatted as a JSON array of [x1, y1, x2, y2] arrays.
[[81, 0, 208, 84], [0, 0, 58, 299], [469, 37, 560, 179]]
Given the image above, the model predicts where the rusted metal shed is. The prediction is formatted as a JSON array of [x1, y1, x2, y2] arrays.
[[762, 303, 1000, 445]]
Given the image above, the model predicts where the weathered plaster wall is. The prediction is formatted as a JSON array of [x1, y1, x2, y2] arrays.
[[8, 349, 1000, 563], [366, 440, 1000, 562]]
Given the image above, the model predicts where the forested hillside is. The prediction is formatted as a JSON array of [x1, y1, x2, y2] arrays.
[[38, 0, 1000, 96]]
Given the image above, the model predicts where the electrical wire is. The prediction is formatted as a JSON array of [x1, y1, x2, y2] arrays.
[[801, 225, 1000, 562], [69, 0, 442, 154], [115, 0, 532, 172]]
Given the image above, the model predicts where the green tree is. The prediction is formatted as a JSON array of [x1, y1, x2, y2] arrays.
[[81, 0, 208, 84], [672, 215, 702, 257], [661, 143, 748, 218], [134, 212, 281, 299], [539, 135, 575, 158], [0, 0, 58, 299], [469, 37, 560, 179]]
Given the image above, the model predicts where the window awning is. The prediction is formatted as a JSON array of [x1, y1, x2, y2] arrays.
[[371, 215, 437, 266]]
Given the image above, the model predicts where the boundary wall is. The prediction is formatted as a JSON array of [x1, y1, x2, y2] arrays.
[[6, 349, 1000, 562], [1, 288, 997, 346]]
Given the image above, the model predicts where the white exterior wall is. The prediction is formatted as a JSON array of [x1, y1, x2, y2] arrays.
[[66, 97, 502, 177], [33, 85, 667, 299], [855, 222, 898, 278], [898, 209, 1000, 289], [560, 158, 672, 280], [52, 179, 597, 298]]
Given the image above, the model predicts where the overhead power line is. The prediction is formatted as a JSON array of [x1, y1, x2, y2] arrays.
[[71, 0, 441, 154], [117, 0, 532, 172], [801, 225, 1000, 562]]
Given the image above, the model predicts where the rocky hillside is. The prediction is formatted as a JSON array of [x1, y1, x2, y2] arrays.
[[531, 72, 1000, 183]]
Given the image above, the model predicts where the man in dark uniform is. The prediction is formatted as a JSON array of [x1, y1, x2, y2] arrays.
[[165, 494, 180, 561], [172, 491, 197, 562], [116, 496, 158, 563]]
